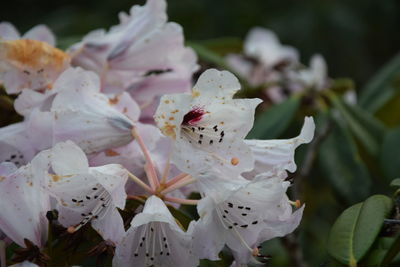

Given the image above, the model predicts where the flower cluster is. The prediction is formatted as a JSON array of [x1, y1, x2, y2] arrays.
[[0, 0, 315, 266], [226, 27, 332, 104]]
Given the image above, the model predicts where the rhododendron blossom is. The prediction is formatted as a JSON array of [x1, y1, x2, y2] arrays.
[[0, 1, 319, 266]]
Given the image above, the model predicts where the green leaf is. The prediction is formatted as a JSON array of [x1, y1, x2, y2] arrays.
[[380, 233, 400, 267], [359, 51, 400, 112], [327, 195, 393, 266], [328, 92, 385, 156], [390, 178, 400, 187], [187, 42, 230, 70], [380, 127, 400, 180], [318, 114, 371, 202], [247, 96, 300, 139], [167, 205, 193, 230]]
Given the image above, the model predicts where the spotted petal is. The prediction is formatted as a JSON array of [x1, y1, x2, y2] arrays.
[[0, 162, 50, 248], [113, 196, 199, 267], [155, 69, 261, 177], [193, 176, 302, 265], [41, 141, 128, 244], [0, 123, 36, 167]]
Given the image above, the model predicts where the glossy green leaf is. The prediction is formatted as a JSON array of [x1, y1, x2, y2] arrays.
[[318, 114, 371, 202], [380, 127, 400, 180], [359, 52, 400, 112], [247, 96, 300, 139], [327, 195, 393, 266]]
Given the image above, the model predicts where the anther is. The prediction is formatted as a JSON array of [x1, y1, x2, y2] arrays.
[[231, 157, 239, 166]]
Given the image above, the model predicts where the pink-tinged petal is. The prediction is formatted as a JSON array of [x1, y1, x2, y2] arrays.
[[51, 88, 134, 154], [225, 54, 253, 82], [89, 123, 161, 176], [0, 163, 50, 248], [244, 117, 315, 177], [113, 196, 199, 267], [0, 22, 20, 40], [69, 0, 197, 120], [0, 40, 70, 94], [0, 123, 36, 167], [25, 110, 53, 150], [52, 67, 100, 94], [107, 92, 140, 122], [23, 25, 56, 46], [51, 141, 89, 175], [13, 89, 53, 116], [0, 162, 17, 176]]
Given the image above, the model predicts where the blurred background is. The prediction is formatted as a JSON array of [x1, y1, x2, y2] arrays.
[[2, 0, 400, 266], [2, 0, 400, 86]]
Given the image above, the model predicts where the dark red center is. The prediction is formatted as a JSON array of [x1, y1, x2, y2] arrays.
[[182, 107, 205, 125]]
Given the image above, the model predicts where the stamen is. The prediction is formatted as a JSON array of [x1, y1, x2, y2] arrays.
[[289, 199, 301, 208]]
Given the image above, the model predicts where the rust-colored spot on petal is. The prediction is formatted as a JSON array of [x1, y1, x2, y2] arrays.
[[51, 174, 61, 182], [108, 96, 119, 105], [231, 157, 239, 166], [105, 149, 120, 157]]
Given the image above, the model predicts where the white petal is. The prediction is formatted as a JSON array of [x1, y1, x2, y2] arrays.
[[0, 164, 50, 247], [0, 22, 20, 40], [192, 69, 241, 99], [23, 25, 56, 46], [89, 164, 128, 209], [0, 123, 36, 167], [245, 116, 315, 176], [51, 141, 89, 175], [91, 208, 126, 244], [114, 196, 198, 267], [52, 88, 134, 154]]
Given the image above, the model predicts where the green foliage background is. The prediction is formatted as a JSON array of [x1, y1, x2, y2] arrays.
[[2, 0, 400, 266]]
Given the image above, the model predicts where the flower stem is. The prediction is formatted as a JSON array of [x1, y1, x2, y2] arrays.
[[160, 158, 171, 185], [164, 173, 190, 187], [161, 176, 196, 195], [127, 171, 154, 194], [131, 127, 159, 189], [164, 197, 198, 205]]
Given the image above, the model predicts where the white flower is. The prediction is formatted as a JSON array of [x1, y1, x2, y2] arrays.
[[193, 175, 303, 265], [244, 116, 315, 178], [155, 69, 261, 177], [0, 122, 36, 167], [0, 39, 70, 95], [113, 195, 199, 267], [226, 27, 298, 88], [69, 0, 198, 119], [244, 27, 298, 70], [0, 161, 50, 248], [34, 141, 128, 244], [289, 54, 328, 91], [0, 22, 55, 45]]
